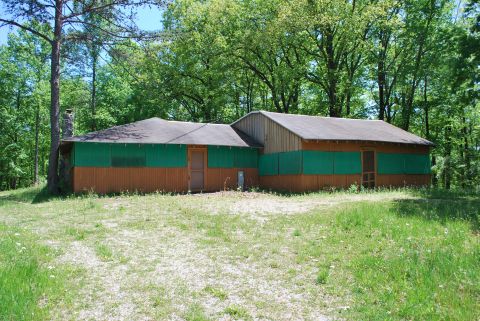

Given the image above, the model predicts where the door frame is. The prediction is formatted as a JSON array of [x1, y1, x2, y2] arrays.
[[188, 146, 207, 192], [361, 148, 376, 188]]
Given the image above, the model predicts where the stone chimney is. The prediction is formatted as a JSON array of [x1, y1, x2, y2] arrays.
[[63, 109, 74, 138], [60, 109, 74, 193]]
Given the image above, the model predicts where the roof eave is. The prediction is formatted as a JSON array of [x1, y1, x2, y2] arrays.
[[303, 138, 435, 147]]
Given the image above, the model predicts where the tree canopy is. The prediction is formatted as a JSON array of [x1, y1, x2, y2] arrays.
[[0, 0, 478, 190]]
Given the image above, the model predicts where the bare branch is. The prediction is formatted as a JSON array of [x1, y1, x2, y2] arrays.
[[0, 19, 53, 43]]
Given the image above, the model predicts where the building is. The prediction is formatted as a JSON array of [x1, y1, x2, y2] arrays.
[[60, 111, 433, 193]]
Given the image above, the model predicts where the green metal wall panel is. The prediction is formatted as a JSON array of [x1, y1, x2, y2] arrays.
[[333, 152, 362, 174], [208, 146, 234, 168], [279, 151, 302, 175], [73, 142, 188, 168], [404, 154, 431, 174], [208, 146, 258, 168], [146, 144, 187, 167], [377, 153, 405, 174], [74, 142, 111, 167], [259, 153, 279, 176], [302, 151, 334, 174], [111, 144, 146, 167], [378, 153, 431, 174], [234, 148, 258, 168]]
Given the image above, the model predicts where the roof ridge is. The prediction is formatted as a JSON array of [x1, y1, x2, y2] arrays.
[[260, 110, 383, 121]]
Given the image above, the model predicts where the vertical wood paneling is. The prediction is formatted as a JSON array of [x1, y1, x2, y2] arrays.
[[233, 113, 266, 145], [73, 166, 258, 194], [259, 175, 303, 192], [73, 167, 188, 193], [233, 112, 301, 154], [377, 174, 431, 187], [302, 140, 430, 154], [204, 167, 258, 191], [244, 168, 259, 188], [264, 117, 301, 153]]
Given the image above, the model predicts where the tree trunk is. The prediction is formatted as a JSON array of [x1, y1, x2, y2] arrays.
[[34, 103, 40, 185], [444, 125, 452, 190], [91, 54, 97, 131], [325, 30, 340, 117], [378, 59, 386, 120], [47, 0, 63, 194], [462, 116, 470, 188], [401, 0, 435, 131], [345, 86, 352, 116], [424, 76, 429, 139]]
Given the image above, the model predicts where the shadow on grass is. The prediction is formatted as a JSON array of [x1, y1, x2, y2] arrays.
[[393, 190, 480, 232], [0, 186, 63, 205]]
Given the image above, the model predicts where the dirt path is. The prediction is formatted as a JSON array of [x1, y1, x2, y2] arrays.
[[55, 225, 334, 320]]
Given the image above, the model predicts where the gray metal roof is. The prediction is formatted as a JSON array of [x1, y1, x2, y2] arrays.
[[62, 118, 261, 148], [256, 111, 434, 146]]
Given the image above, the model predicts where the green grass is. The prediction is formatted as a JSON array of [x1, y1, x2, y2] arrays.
[[204, 285, 228, 300], [94, 242, 113, 261], [185, 303, 210, 321], [0, 224, 66, 321], [0, 186, 478, 320], [316, 265, 329, 285], [224, 305, 250, 319], [287, 200, 480, 320]]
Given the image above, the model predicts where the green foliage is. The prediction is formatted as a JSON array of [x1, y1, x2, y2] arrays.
[[0, 0, 478, 190], [0, 26, 50, 190]]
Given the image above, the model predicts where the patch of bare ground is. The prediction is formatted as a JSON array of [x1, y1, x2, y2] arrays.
[[47, 192, 413, 320], [187, 191, 417, 218], [55, 223, 335, 320]]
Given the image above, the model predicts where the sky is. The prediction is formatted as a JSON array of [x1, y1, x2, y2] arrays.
[[0, 5, 164, 46]]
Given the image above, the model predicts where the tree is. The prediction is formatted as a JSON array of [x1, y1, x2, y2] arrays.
[[0, 0, 163, 193]]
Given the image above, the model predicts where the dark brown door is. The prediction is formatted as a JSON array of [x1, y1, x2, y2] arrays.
[[362, 151, 375, 188], [190, 150, 204, 191]]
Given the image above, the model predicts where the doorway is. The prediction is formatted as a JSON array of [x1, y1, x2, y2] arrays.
[[189, 149, 205, 191], [362, 150, 375, 188]]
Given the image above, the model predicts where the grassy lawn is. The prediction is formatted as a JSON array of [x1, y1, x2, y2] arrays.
[[0, 186, 478, 320]]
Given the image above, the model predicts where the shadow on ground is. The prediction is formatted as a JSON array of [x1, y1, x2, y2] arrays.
[[393, 190, 480, 232], [0, 186, 60, 205]]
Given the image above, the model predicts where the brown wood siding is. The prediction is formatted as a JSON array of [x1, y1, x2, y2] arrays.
[[302, 140, 430, 153], [302, 174, 362, 191], [205, 168, 259, 191], [73, 167, 188, 194], [233, 113, 301, 153], [377, 174, 431, 187], [260, 173, 430, 192], [259, 175, 304, 192], [73, 166, 258, 194], [261, 174, 361, 192]]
